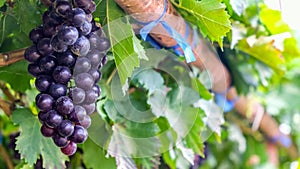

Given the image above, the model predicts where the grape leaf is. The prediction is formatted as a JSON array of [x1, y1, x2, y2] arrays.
[[171, 0, 231, 47], [237, 38, 285, 75], [104, 0, 142, 85], [14, 0, 43, 34], [0, 14, 19, 47], [0, 61, 32, 92], [132, 68, 164, 94], [82, 138, 116, 169], [134, 156, 160, 169], [0, 0, 5, 6], [259, 6, 290, 34], [11, 108, 68, 168]]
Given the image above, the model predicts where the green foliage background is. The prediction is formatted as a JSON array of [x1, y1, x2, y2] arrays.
[[0, 0, 300, 168]]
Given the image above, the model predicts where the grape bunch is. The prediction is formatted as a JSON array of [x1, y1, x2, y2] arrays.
[[24, 0, 110, 156]]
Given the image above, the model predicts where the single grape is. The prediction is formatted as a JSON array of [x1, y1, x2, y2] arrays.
[[24, 45, 42, 63], [54, 0, 72, 17], [37, 38, 54, 55], [74, 73, 94, 90], [56, 50, 77, 67], [92, 85, 101, 97], [69, 105, 86, 122], [57, 26, 79, 45], [83, 89, 98, 104], [71, 35, 90, 56], [52, 133, 69, 147], [61, 141, 77, 156], [56, 96, 74, 115], [43, 22, 58, 37], [35, 75, 53, 92], [79, 115, 91, 129], [86, 50, 104, 68], [49, 83, 67, 99], [70, 125, 88, 143], [28, 63, 42, 77], [88, 69, 101, 82], [43, 10, 60, 25], [73, 57, 91, 74], [39, 55, 57, 73], [71, 8, 87, 27], [52, 66, 72, 84], [36, 93, 54, 112], [51, 35, 68, 52], [45, 110, 63, 128], [79, 21, 92, 35], [81, 103, 95, 115], [58, 120, 74, 137], [69, 87, 85, 104], [41, 124, 55, 137], [38, 111, 49, 123], [97, 37, 110, 52], [29, 26, 44, 43]]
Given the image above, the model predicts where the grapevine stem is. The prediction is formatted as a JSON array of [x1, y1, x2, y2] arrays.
[[106, 68, 117, 85], [0, 145, 14, 169], [0, 48, 25, 67]]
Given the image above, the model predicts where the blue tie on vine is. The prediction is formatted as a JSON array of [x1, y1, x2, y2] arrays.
[[137, 0, 196, 63]]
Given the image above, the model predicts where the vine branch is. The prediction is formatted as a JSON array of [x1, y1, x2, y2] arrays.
[[0, 145, 14, 169], [0, 48, 25, 67]]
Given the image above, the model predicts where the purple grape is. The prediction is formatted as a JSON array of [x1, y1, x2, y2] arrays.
[[37, 38, 54, 55], [52, 133, 69, 147], [49, 83, 67, 99], [69, 105, 86, 121], [57, 50, 77, 67], [61, 141, 77, 156], [38, 111, 49, 123], [43, 10, 60, 25], [24, 45, 41, 62], [92, 85, 101, 97], [74, 57, 91, 74], [58, 120, 74, 137], [57, 26, 79, 45], [101, 55, 107, 65], [35, 75, 53, 92], [79, 115, 91, 128], [86, 50, 105, 68], [79, 21, 92, 35], [39, 55, 57, 73], [81, 103, 95, 115], [71, 8, 87, 27], [41, 124, 55, 137], [97, 37, 110, 52], [28, 63, 42, 77], [56, 96, 74, 115], [70, 125, 87, 143], [70, 87, 85, 104], [51, 35, 68, 52], [88, 69, 101, 82], [36, 93, 54, 112], [74, 73, 94, 90], [43, 23, 58, 37], [52, 66, 72, 84], [29, 27, 44, 43], [54, 0, 72, 17], [71, 35, 90, 56], [45, 110, 63, 128], [83, 89, 98, 104]]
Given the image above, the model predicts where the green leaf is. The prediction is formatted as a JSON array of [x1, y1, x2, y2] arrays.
[[259, 6, 290, 34], [14, 0, 43, 34], [172, 0, 231, 46], [191, 77, 212, 100], [134, 156, 160, 169], [237, 38, 285, 75], [104, 0, 141, 85], [83, 138, 116, 169], [132, 68, 164, 94], [11, 108, 68, 168], [0, 14, 19, 46], [0, 61, 32, 92]]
